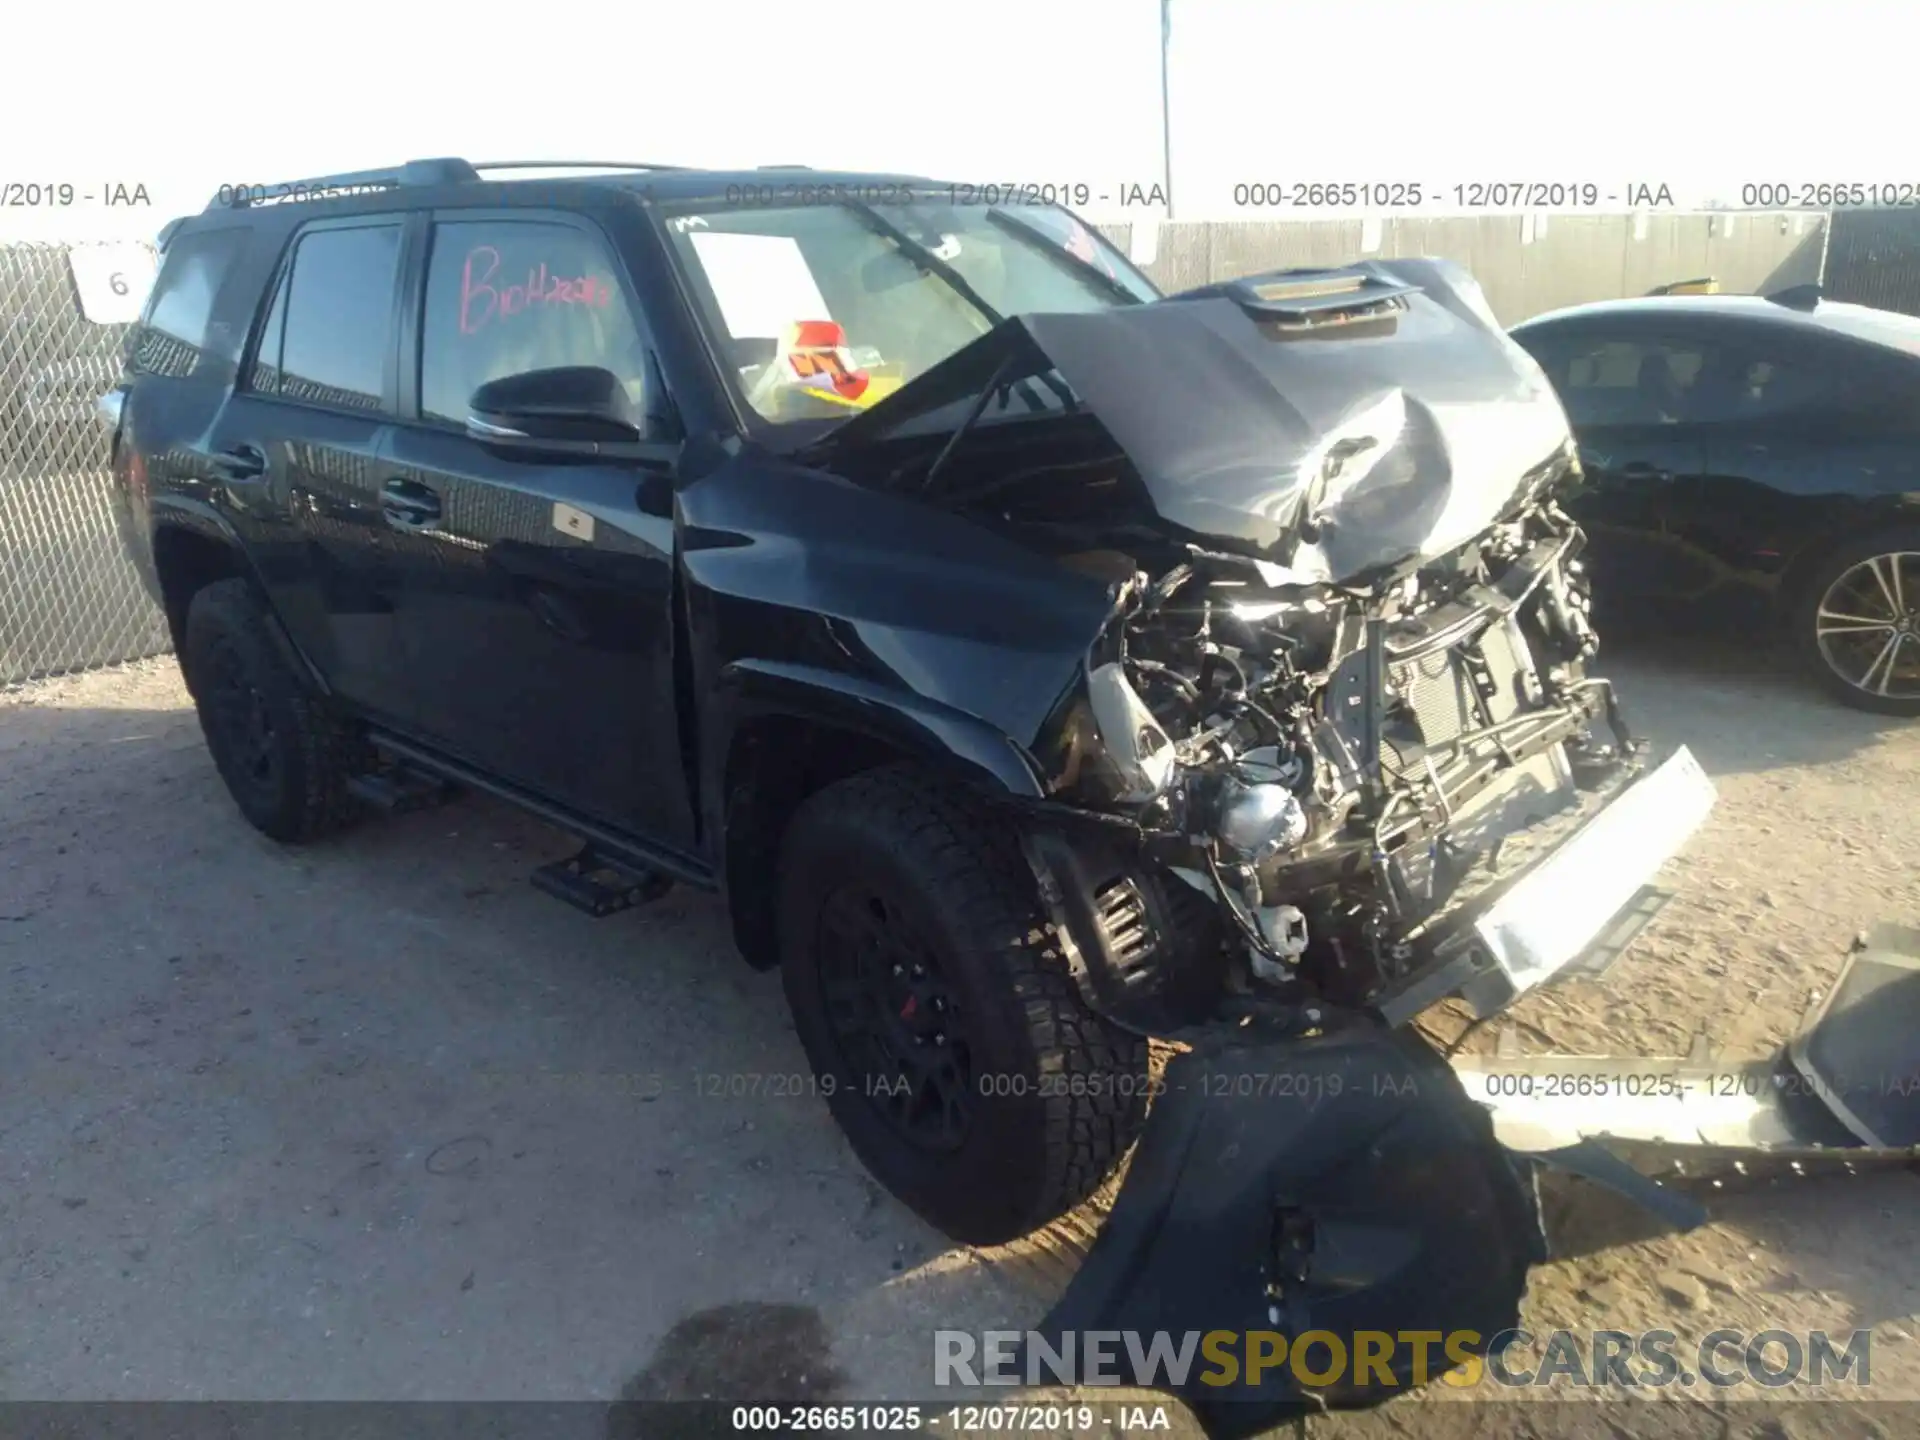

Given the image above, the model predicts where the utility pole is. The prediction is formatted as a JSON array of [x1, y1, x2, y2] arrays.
[[1159, 0, 1175, 221]]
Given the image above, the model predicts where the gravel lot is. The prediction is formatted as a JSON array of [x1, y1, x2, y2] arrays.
[[2, 632, 1916, 1436]]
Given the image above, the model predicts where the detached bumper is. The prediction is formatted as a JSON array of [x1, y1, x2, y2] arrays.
[[1032, 930, 1916, 1437], [1456, 921, 1920, 1160], [1378, 745, 1717, 1027]]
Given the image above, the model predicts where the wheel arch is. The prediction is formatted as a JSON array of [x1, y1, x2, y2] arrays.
[[150, 508, 250, 659], [709, 660, 1049, 971], [149, 500, 322, 695], [1772, 495, 1920, 622]]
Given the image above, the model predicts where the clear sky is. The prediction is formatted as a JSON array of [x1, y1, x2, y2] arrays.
[[1, 0, 1914, 243]]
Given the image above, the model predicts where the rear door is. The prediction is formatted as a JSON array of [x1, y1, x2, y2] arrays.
[[216, 217, 412, 720], [1520, 324, 1715, 605], [376, 208, 697, 849]]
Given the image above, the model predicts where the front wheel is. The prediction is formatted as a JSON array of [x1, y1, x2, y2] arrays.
[[1793, 529, 1920, 716], [776, 766, 1149, 1245]]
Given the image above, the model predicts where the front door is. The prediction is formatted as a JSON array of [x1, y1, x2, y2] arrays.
[[1531, 328, 1715, 608], [376, 211, 696, 850]]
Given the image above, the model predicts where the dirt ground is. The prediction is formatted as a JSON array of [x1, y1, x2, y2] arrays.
[[2, 631, 1915, 1437]]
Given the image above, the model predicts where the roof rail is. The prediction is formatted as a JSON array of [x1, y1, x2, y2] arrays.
[[1766, 282, 1823, 311], [758, 164, 813, 169], [205, 158, 481, 211], [469, 160, 688, 174]]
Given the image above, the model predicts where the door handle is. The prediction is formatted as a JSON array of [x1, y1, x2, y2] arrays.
[[211, 444, 267, 481], [381, 477, 442, 530]]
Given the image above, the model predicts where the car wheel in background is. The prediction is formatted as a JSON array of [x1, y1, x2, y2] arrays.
[[181, 578, 364, 840], [1793, 528, 1920, 716], [777, 765, 1149, 1245]]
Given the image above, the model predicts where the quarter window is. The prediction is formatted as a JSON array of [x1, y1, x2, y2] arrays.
[[419, 220, 648, 427], [128, 227, 245, 378], [1701, 350, 1829, 420]]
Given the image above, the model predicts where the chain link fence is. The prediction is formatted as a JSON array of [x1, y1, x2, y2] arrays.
[[1822, 207, 1920, 318], [2, 242, 171, 687]]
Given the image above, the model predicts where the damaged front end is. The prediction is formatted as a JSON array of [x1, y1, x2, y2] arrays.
[[813, 258, 1717, 1041], [1020, 496, 1709, 1037], [804, 260, 1735, 1426]]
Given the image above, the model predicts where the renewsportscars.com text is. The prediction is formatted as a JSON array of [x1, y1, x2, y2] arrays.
[[934, 1328, 1872, 1391]]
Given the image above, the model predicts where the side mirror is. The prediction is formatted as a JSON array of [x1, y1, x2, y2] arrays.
[[467, 366, 642, 449]]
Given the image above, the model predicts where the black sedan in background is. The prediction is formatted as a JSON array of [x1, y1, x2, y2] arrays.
[[1511, 288, 1920, 714]]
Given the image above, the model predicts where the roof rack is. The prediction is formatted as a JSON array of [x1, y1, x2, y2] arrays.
[[203, 157, 688, 212], [205, 158, 481, 211], [469, 160, 688, 174]]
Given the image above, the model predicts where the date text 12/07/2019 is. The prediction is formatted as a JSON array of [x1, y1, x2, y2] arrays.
[[726, 1404, 1172, 1433], [718, 182, 1170, 210], [1227, 181, 1677, 210]]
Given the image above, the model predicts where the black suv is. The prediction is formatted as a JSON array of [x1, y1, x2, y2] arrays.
[[107, 158, 1712, 1247]]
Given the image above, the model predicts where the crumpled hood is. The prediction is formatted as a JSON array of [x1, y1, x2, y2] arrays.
[[820, 257, 1576, 584]]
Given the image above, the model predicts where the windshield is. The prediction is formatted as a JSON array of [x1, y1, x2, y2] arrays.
[[661, 199, 1160, 425]]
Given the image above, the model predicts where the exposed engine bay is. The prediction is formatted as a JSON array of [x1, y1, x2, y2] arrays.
[[805, 258, 1705, 1039], [1026, 482, 1643, 1035]]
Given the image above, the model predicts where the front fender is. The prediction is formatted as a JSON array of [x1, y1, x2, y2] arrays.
[[701, 658, 1059, 971], [705, 657, 1050, 816]]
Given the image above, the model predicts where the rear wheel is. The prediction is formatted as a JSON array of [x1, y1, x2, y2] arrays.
[[777, 766, 1148, 1245], [1793, 529, 1920, 716], [181, 578, 363, 841]]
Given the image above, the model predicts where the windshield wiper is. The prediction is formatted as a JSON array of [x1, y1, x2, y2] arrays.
[[982, 208, 1147, 307], [844, 202, 1074, 415], [847, 201, 1004, 326]]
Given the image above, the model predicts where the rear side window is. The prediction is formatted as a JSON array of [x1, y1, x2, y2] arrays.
[[250, 224, 401, 413], [128, 228, 246, 378], [1537, 334, 1710, 427], [1701, 349, 1830, 420], [417, 219, 646, 426]]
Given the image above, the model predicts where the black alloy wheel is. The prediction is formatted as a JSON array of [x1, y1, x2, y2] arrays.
[[814, 881, 973, 1152], [181, 578, 363, 840], [200, 639, 284, 795], [777, 765, 1150, 1245]]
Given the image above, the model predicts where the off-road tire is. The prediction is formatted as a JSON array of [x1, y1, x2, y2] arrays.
[[777, 765, 1149, 1245], [1790, 526, 1920, 717], [181, 578, 362, 842]]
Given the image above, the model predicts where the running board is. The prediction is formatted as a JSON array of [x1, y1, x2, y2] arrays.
[[346, 764, 454, 814], [531, 845, 673, 917]]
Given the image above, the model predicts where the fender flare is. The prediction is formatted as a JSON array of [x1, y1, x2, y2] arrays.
[[702, 658, 1058, 969], [148, 496, 327, 692], [704, 657, 1052, 817]]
